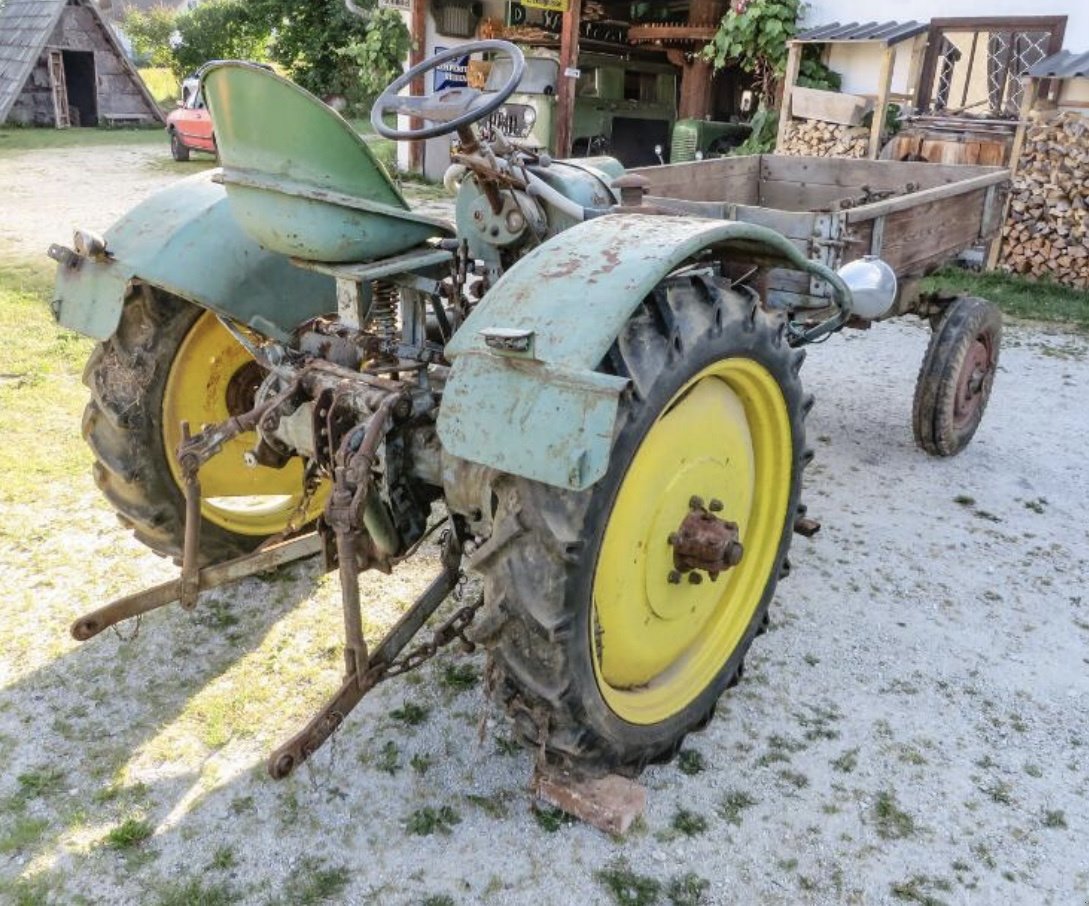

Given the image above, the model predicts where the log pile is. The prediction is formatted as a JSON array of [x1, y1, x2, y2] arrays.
[[999, 111, 1089, 288], [779, 120, 868, 158]]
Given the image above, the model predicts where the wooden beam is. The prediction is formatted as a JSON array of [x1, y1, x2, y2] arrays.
[[409, 0, 428, 173], [554, 0, 582, 159], [984, 76, 1038, 271], [868, 46, 896, 160], [775, 41, 802, 153]]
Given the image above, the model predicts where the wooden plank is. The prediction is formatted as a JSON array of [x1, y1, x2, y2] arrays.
[[761, 155, 998, 192], [775, 42, 803, 151], [554, 0, 582, 158], [631, 156, 760, 204], [844, 170, 1009, 223], [876, 190, 988, 276], [869, 47, 896, 159], [791, 86, 870, 125]]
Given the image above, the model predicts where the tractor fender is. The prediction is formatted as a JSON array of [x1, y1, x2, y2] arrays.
[[438, 212, 849, 491], [51, 170, 333, 343]]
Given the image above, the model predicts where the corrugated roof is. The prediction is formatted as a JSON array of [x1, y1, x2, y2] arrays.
[[0, 0, 70, 122], [1027, 49, 1089, 79], [794, 21, 929, 47]]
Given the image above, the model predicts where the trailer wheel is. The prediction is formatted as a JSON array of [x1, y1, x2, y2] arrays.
[[472, 275, 810, 773], [912, 296, 1001, 457], [83, 287, 325, 563]]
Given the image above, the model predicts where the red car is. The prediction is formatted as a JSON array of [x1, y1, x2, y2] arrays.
[[166, 81, 216, 161]]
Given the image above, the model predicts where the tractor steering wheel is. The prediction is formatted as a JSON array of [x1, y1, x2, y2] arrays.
[[370, 40, 525, 141]]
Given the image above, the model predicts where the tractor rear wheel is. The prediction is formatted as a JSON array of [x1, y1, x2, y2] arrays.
[[83, 287, 325, 564], [471, 275, 810, 773], [912, 296, 1001, 457]]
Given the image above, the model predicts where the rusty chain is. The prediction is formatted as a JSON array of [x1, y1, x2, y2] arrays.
[[381, 572, 482, 679]]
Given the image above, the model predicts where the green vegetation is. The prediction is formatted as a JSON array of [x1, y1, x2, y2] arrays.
[[671, 808, 709, 837], [104, 817, 154, 849], [0, 126, 163, 155], [677, 749, 706, 776], [389, 701, 429, 726], [872, 790, 916, 840], [719, 789, 758, 826], [596, 861, 661, 906], [921, 266, 1089, 330], [406, 805, 461, 836], [440, 663, 479, 692], [278, 859, 351, 905], [532, 805, 575, 833], [140, 67, 182, 107], [666, 873, 711, 906], [156, 878, 235, 906]]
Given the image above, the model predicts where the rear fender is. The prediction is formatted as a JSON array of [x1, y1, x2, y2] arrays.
[[438, 212, 849, 491], [51, 171, 333, 343]]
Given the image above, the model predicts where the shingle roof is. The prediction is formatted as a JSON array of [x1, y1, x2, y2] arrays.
[[1027, 49, 1089, 79], [0, 0, 69, 122], [794, 21, 929, 47]]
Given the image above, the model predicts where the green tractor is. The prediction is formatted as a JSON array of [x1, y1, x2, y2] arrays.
[[50, 40, 895, 779]]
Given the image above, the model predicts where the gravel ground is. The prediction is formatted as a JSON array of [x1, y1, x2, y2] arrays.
[[0, 142, 1087, 906]]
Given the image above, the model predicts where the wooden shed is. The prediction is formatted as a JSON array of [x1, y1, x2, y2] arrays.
[[0, 0, 163, 127]]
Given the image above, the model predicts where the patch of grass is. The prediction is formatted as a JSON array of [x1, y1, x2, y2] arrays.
[[872, 790, 915, 840], [410, 753, 432, 775], [494, 734, 520, 756], [677, 749, 705, 776], [209, 845, 237, 871], [718, 790, 758, 826], [422, 897, 456, 906], [596, 861, 661, 906], [831, 748, 858, 773], [390, 701, 429, 726], [1042, 809, 1067, 829], [981, 781, 1014, 806], [890, 875, 950, 906], [921, 266, 1089, 330], [0, 126, 164, 156], [15, 768, 65, 800], [465, 793, 508, 820], [104, 817, 153, 849], [666, 872, 709, 905], [440, 663, 479, 692], [140, 67, 180, 106], [156, 878, 235, 906], [0, 816, 48, 854], [532, 805, 575, 833], [377, 740, 401, 775], [671, 808, 708, 837], [953, 494, 976, 506], [279, 859, 351, 906], [1024, 497, 1048, 514], [406, 805, 461, 836], [0, 874, 54, 906], [778, 769, 810, 789]]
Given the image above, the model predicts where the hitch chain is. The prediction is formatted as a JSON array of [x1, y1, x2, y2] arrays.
[[382, 573, 482, 679]]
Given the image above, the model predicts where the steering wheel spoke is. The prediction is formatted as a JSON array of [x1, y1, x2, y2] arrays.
[[370, 40, 525, 141]]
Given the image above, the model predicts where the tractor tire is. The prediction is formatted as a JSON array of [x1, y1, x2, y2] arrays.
[[83, 287, 323, 564], [912, 296, 1001, 457], [170, 130, 190, 162], [469, 275, 811, 774]]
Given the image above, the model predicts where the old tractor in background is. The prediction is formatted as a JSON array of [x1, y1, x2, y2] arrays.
[[49, 38, 1003, 780]]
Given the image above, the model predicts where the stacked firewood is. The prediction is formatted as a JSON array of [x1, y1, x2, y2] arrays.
[[999, 111, 1089, 288], [583, 2, 607, 21], [779, 120, 868, 158]]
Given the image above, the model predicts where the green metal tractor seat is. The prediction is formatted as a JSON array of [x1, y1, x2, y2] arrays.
[[202, 62, 452, 263]]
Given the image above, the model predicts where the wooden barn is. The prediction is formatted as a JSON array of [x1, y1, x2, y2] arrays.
[[0, 0, 163, 127]]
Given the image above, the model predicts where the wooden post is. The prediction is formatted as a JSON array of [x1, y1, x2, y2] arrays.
[[775, 41, 802, 153], [554, 0, 582, 159], [868, 46, 896, 159], [409, 0, 429, 173], [984, 76, 1038, 271]]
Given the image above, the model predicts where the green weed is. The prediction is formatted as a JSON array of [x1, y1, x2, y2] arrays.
[[104, 818, 153, 849], [872, 790, 915, 840], [532, 805, 575, 833], [390, 701, 429, 726], [677, 750, 705, 776], [671, 808, 708, 837], [1043, 809, 1067, 829], [156, 878, 235, 906], [440, 663, 479, 692], [406, 805, 461, 836], [921, 266, 1089, 330], [279, 858, 351, 906], [718, 790, 758, 826], [666, 872, 709, 905], [596, 861, 661, 906]]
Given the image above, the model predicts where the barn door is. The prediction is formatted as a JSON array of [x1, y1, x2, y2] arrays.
[[47, 50, 71, 128]]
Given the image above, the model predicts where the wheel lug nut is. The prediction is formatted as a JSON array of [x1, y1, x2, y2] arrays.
[[667, 571, 682, 584], [708, 571, 719, 582], [689, 495, 704, 510], [709, 498, 724, 512], [688, 572, 703, 585], [243, 451, 259, 468]]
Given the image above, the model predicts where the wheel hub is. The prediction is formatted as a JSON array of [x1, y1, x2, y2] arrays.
[[667, 496, 744, 583], [954, 337, 993, 427]]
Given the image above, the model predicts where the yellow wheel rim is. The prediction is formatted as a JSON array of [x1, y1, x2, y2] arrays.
[[591, 357, 793, 725], [162, 311, 327, 536]]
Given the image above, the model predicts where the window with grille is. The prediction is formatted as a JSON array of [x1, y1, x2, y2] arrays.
[[917, 17, 1066, 117]]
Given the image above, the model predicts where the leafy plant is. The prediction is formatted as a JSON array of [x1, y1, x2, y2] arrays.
[[729, 104, 778, 155], [122, 7, 179, 70], [708, 0, 802, 100], [172, 0, 271, 79]]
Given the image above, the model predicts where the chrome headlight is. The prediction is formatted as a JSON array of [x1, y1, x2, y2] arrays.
[[523, 107, 537, 127]]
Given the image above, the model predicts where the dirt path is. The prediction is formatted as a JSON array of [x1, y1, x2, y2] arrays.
[[0, 142, 1087, 905]]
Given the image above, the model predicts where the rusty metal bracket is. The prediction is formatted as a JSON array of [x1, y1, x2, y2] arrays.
[[70, 533, 324, 641]]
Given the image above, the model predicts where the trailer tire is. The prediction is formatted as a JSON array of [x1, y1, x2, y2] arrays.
[[912, 296, 1001, 457], [470, 275, 811, 774]]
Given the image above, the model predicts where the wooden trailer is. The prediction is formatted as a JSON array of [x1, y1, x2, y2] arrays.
[[632, 154, 1010, 315]]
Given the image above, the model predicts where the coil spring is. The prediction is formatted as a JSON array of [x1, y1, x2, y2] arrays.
[[371, 280, 399, 345]]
